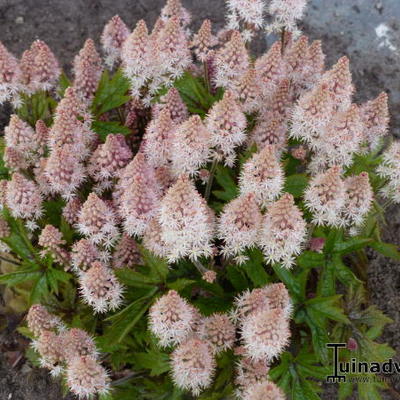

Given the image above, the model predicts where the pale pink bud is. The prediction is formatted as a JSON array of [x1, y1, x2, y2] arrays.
[[66, 355, 110, 398], [377, 141, 400, 203], [112, 234, 142, 269], [197, 313, 236, 354], [242, 380, 286, 400], [73, 39, 103, 102], [101, 15, 130, 68], [71, 239, 103, 273], [172, 115, 212, 177], [79, 261, 123, 313], [6, 172, 43, 221], [343, 172, 373, 232], [61, 328, 97, 363], [149, 290, 199, 347], [215, 31, 249, 90], [159, 175, 215, 262], [190, 19, 218, 62], [263, 282, 292, 317], [142, 108, 175, 168], [77, 193, 119, 247], [259, 193, 307, 268], [218, 193, 262, 260], [360, 92, 389, 151], [62, 198, 82, 226], [152, 87, 188, 124], [206, 90, 247, 166], [347, 337, 358, 351], [202, 270, 217, 284], [33, 330, 65, 376], [45, 144, 86, 200], [239, 145, 285, 207], [304, 165, 346, 226], [88, 134, 132, 182], [309, 237, 325, 253], [291, 145, 307, 161], [171, 338, 215, 396], [241, 307, 290, 360], [27, 304, 62, 337], [38, 224, 70, 266]]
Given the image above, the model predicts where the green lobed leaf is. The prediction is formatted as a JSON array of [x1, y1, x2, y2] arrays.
[[91, 121, 132, 141], [306, 295, 350, 325], [284, 174, 309, 198], [369, 241, 400, 261]]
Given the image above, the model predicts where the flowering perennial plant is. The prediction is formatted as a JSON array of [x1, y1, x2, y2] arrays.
[[0, 0, 398, 399]]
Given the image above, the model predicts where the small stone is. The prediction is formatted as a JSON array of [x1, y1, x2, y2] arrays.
[[15, 16, 24, 24]]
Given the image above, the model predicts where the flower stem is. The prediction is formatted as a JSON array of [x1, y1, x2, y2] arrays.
[[205, 157, 218, 201], [203, 61, 211, 93]]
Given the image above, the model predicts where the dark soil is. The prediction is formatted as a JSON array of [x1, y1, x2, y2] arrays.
[[0, 0, 399, 399]]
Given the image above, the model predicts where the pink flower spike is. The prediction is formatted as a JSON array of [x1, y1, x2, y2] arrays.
[[160, 0, 191, 27], [360, 92, 389, 151], [259, 193, 307, 268], [66, 356, 110, 398], [6, 172, 43, 221], [206, 90, 247, 166], [142, 108, 175, 168], [159, 175, 215, 262], [77, 192, 119, 248], [0, 41, 22, 104], [101, 15, 130, 68], [73, 39, 103, 103], [112, 234, 142, 269], [152, 87, 189, 124], [218, 193, 262, 261], [79, 261, 123, 313], [241, 307, 291, 361], [304, 165, 346, 226], [171, 115, 212, 177], [171, 338, 215, 396], [45, 144, 86, 200], [148, 290, 199, 347], [71, 239, 103, 274], [239, 145, 285, 207], [214, 30, 249, 90], [190, 19, 218, 62], [242, 380, 286, 400]]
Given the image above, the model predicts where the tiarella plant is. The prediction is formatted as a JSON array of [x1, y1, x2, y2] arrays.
[[0, 0, 398, 399]]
